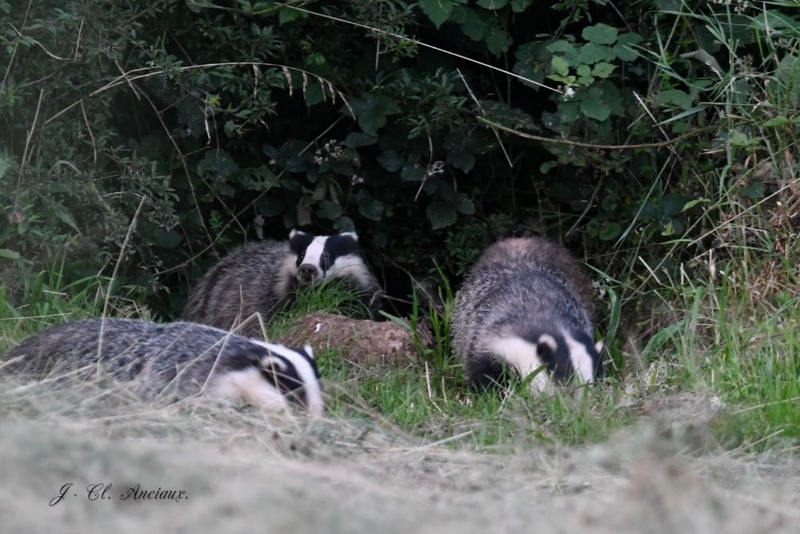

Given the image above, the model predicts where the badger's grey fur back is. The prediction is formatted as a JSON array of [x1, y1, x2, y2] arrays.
[[182, 239, 292, 335], [182, 230, 383, 337], [452, 236, 603, 395], [1, 318, 324, 415]]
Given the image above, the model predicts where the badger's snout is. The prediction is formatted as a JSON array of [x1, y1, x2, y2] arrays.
[[297, 264, 323, 284]]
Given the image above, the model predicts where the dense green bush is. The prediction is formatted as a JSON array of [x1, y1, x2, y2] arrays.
[[2, 0, 799, 318]]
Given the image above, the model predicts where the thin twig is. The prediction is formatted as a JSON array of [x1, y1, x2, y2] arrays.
[[18, 63, 70, 90], [1, 0, 34, 88], [149, 116, 351, 279], [632, 91, 687, 164], [565, 177, 604, 238], [45, 62, 352, 126], [477, 116, 716, 150], [8, 23, 69, 60], [286, 5, 557, 93], [19, 89, 44, 173], [80, 100, 98, 165], [138, 89, 210, 258], [114, 59, 143, 100], [98, 195, 148, 375], [401, 430, 475, 453], [413, 135, 435, 202], [457, 68, 512, 168], [73, 19, 84, 61]]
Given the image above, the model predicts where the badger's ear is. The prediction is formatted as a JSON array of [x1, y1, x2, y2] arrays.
[[303, 344, 315, 360], [595, 341, 604, 354], [339, 231, 358, 242], [261, 355, 289, 374], [536, 334, 558, 362], [288, 229, 315, 255]]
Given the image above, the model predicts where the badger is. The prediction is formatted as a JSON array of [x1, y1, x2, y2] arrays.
[[451, 236, 604, 395], [1, 318, 324, 415], [182, 229, 384, 336]]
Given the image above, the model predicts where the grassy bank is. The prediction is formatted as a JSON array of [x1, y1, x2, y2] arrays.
[[2, 261, 798, 455]]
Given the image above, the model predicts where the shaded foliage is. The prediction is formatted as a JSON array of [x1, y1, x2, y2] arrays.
[[2, 0, 799, 318]]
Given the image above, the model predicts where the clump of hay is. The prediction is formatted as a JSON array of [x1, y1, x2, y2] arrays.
[[2, 373, 800, 534]]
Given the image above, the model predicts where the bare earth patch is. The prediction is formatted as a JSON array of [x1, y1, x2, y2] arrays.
[[1, 379, 799, 533]]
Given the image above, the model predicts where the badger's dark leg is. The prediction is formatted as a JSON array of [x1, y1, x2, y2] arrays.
[[465, 351, 517, 391], [362, 288, 385, 320]]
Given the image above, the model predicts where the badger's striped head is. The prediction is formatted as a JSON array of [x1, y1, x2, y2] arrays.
[[288, 230, 362, 286], [217, 340, 324, 416], [487, 329, 603, 395], [254, 341, 323, 416]]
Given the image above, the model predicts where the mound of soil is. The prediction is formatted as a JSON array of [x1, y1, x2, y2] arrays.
[[279, 312, 432, 367]]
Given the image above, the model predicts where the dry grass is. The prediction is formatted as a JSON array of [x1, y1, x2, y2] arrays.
[[2, 376, 799, 533]]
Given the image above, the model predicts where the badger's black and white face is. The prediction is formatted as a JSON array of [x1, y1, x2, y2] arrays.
[[488, 329, 603, 395], [288, 229, 363, 285], [255, 341, 323, 415], [212, 341, 324, 416]]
